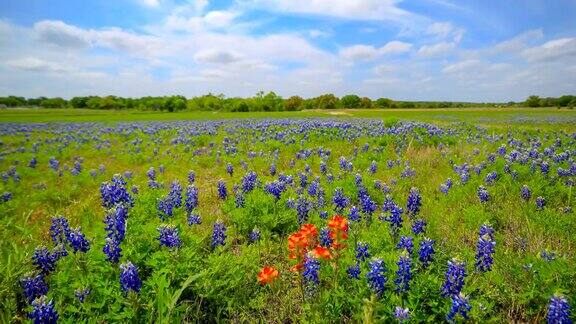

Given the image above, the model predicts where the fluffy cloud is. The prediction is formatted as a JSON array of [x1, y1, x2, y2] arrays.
[[34, 20, 90, 49], [522, 37, 576, 62], [417, 42, 456, 57], [340, 41, 411, 60]]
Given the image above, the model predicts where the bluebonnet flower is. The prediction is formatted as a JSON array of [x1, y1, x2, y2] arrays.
[[332, 188, 349, 212], [475, 231, 496, 272], [100, 175, 133, 209], [406, 188, 422, 217], [168, 181, 183, 208], [217, 180, 227, 200], [32, 247, 58, 274], [317, 228, 332, 248], [159, 165, 165, 173], [547, 294, 572, 324], [369, 161, 377, 174], [29, 157, 37, 168], [355, 173, 363, 187], [412, 219, 426, 235], [307, 179, 319, 196], [339, 156, 347, 170], [123, 170, 132, 179], [359, 189, 377, 216], [67, 227, 90, 253], [235, 191, 245, 208], [119, 261, 142, 293], [349, 206, 361, 222], [50, 217, 70, 245], [75, 288, 90, 303], [157, 197, 175, 219], [497, 144, 506, 155], [536, 196, 546, 210], [0, 191, 12, 203], [485, 171, 498, 185], [440, 183, 450, 194], [28, 296, 58, 324], [269, 164, 276, 176], [49, 157, 59, 171], [367, 259, 387, 297], [265, 181, 284, 201], [99, 164, 106, 174], [396, 236, 414, 254], [296, 195, 312, 224], [447, 293, 472, 322], [211, 220, 227, 249], [226, 163, 233, 176], [441, 258, 466, 297], [147, 167, 156, 181], [394, 252, 412, 294], [521, 185, 531, 201], [241, 171, 258, 193], [477, 186, 490, 203], [187, 211, 202, 225], [103, 238, 122, 263], [394, 306, 410, 323], [249, 228, 260, 242], [347, 262, 361, 279], [320, 161, 327, 174], [20, 273, 49, 303], [131, 185, 139, 195], [157, 225, 181, 249], [541, 161, 550, 174], [90, 169, 97, 178], [355, 242, 371, 261], [541, 250, 556, 262], [319, 210, 328, 219], [302, 255, 320, 295], [299, 172, 308, 188], [185, 185, 198, 213], [479, 223, 495, 240], [104, 206, 127, 242]]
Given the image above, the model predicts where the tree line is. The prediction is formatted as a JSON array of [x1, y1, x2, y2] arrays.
[[0, 92, 574, 112]]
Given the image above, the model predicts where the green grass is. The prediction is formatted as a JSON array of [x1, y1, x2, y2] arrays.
[[0, 115, 574, 322], [1, 107, 575, 129]]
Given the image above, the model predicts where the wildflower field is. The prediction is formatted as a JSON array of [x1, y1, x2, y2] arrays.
[[0, 109, 575, 322]]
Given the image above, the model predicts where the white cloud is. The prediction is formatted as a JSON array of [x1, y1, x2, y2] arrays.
[[34, 20, 90, 49], [442, 59, 481, 74], [5, 57, 71, 72], [340, 41, 412, 61], [417, 42, 456, 57], [372, 65, 395, 75], [203, 10, 239, 28], [194, 49, 243, 64], [308, 29, 330, 38], [522, 37, 576, 62]]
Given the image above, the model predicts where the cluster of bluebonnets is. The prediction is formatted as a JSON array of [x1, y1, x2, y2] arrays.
[[0, 118, 574, 322]]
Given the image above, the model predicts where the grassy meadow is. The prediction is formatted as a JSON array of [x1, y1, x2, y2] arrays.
[[0, 108, 574, 322]]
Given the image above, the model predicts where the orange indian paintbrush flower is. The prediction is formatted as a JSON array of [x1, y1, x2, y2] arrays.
[[257, 266, 279, 285]]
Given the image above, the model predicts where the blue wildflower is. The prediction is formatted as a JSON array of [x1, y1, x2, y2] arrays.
[[211, 220, 227, 249], [394, 252, 412, 294], [347, 262, 361, 279], [441, 258, 466, 297], [521, 185, 531, 201], [119, 261, 142, 293], [406, 187, 422, 217], [355, 242, 371, 262], [217, 179, 227, 200], [332, 188, 349, 212], [319, 227, 333, 248], [32, 247, 58, 274], [187, 211, 202, 225], [28, 296, 58, 324], [349, 206, 361, 222], [67, 227, 90, 253], [412, 219, 426, 235], [296, 195, 312, 224], [536, 196, 546, 210], [367, 258, 387, 297], [396, 236, 414, 255], [20, 274, 49, 303], [249, 228, 260, 242], [477, 186, 490, 203], [75, 288, 90, 303], [394, 306, 410, 323], [185, 185, 198, 213], [103, 238, 122, 263], [302, 255, 320, 296], [447, 293, 472, 322], [547, 294, 572, 324], [157, 225, 181, 249], [226, 163, 233, 176]]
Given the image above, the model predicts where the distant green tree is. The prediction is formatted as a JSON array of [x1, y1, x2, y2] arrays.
[[359, 97, 372, 109], [284, 96, 304, 111], [70, 96, 89, 109], [375, 98, 393, 108], [340, 95, 361, 109], [525, 95, 541, 107], [40, 97, 67, 108], [315, 94, 339, 109]]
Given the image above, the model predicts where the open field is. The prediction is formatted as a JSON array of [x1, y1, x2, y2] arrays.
[[0, 111, 575, 322], [1, 107, 576, 127]]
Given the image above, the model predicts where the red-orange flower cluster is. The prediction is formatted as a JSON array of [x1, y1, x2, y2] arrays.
[[327, 215, 348, 250], [257, 266, 279, 285]]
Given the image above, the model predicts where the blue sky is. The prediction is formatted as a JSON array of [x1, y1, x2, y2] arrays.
[[1, 0, 575, 101]]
